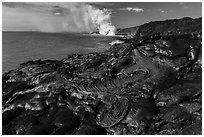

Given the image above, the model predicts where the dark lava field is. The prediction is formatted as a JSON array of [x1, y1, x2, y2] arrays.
[[2, 17, 202, 135]]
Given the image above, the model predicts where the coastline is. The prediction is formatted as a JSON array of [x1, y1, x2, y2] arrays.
[[2, 17, 202, 135], [2, 32, 119, 73]]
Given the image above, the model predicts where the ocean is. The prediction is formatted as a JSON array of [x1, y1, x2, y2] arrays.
[[2, 31, 118, 73]]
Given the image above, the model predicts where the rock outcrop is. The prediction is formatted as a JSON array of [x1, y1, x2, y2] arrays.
[[2, 17, 202, 135], [117, 17, 202, 40]]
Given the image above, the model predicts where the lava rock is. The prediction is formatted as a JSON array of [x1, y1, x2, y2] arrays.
[[2, 17, 202, 135]]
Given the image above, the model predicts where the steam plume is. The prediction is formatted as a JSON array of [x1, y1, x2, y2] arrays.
[[3, 2, 116, 35]]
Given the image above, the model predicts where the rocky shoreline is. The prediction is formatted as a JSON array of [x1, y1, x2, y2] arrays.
[[2, 17, 202, 135]]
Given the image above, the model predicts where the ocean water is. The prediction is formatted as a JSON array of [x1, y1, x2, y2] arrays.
[[2, 31, 118, 73]]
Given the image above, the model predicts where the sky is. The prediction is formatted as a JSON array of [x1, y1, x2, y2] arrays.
[[100, 2, 202, 28], [2, 2, 202, 32]]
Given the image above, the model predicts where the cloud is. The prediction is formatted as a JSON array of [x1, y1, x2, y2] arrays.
[[161, 10, 165, 13], [179, 2, 187, 5], [2, 2, 116, 35], [178, 2, 189, 9], [154, 8, 169, 13], [88, 2, 116, 7], [160, 10, 168, 13], [118, 7, 144, 12]]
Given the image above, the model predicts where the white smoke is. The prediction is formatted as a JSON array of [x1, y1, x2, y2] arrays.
[[3, 2, 116, 35], [88, 6, 116, 35]]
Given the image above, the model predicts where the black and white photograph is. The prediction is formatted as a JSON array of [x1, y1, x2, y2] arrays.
[[2, 0, 202, 135]]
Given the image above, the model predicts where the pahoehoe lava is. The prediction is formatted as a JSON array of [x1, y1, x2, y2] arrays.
[[2, 17, 202, 135]]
